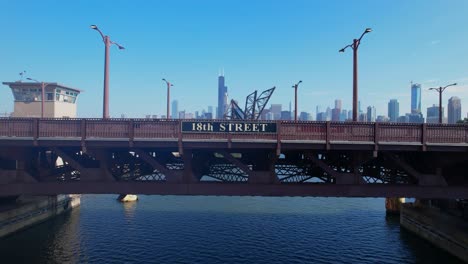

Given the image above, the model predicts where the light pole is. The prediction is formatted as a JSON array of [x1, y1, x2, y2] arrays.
[[26, 77, 50, 118], [429, 83, 457, 124], [90, 25, 125, 119], [339, 28, 372, 122], [292, 80, 302, 121], [162, 79, 173, 119]]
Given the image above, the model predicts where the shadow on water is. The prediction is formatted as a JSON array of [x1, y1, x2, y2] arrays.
[[0, 208, 82, 264], [385, 213, 464, 264]]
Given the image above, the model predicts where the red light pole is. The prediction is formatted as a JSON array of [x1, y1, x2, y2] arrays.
[[90, 25, 125, 119], [429, 83, 457, 124], [339, 28, 372, 122], [27, 77, 50, 118], [292, 80, 302, 121], [162, 79, 174, 119]]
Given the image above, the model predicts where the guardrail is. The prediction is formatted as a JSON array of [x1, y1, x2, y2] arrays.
[[0, 118, 467, 144]]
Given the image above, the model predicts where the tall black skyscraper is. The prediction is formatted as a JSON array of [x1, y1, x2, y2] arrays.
[[217, 73, 228, 119]]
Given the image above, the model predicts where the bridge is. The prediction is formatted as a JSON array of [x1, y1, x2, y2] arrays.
[[0, 118, 467, 198]]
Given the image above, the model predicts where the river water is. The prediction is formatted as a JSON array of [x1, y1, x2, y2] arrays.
[[0, 195, 462, 264]]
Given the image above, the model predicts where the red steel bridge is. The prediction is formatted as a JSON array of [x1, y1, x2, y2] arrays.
[[0, 118, 467, 198]]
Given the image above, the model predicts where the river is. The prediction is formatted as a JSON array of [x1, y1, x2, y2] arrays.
[[0, 195, 462, 264]]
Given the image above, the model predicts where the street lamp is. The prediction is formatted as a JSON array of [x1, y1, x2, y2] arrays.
[[162, 79, 174, 119], [292, 80, 302, 121], [339, 28, 372, 122], [90, 25, 125, 119], [429, 83, 457, 124], [26, 77, 50, 118]]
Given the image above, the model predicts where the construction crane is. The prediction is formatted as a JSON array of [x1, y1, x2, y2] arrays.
[[225, 87, 275, 120]]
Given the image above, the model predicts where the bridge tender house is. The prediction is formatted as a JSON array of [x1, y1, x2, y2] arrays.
[[182, 121, 277, 133]]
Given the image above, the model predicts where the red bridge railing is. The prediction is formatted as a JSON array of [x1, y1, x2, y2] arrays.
[[0, 118, 467, 144]]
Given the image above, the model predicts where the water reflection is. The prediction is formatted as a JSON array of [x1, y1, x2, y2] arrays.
[[0, 195, 463, 264], [122, 200, 137, 221]]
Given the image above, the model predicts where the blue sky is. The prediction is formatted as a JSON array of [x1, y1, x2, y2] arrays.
[[1, 0, 467, 118]]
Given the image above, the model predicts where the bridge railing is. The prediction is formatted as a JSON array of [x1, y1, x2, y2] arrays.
[[426, 124, 467, 143], [0, 118, 35, 137], [39, 119, 81, 137], [0, 118, 466, 144], [378, 123, 422, 142], [280, 121, 327, 141]]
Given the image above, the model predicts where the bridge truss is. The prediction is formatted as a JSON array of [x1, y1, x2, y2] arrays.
[[0, 118, 467, 198]]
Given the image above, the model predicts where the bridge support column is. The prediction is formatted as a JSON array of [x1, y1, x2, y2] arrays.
[[385, 197, 405, 214], [182, 149, 196, 183]]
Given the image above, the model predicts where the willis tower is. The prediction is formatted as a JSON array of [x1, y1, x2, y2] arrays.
[[217, 71, 228, 119]]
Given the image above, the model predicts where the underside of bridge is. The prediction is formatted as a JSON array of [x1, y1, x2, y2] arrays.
[[0, 145, 467, 198]]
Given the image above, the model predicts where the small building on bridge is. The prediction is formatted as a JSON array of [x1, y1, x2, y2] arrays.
[[2, 81, 81, 118]]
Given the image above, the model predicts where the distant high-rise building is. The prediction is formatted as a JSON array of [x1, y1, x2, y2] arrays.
[[426, 104, 441, 123], [347, 110, 352, 120], [397, 115, 409, 123], [270, 104, 282, 120], [340, 110, 347, 121], [358, 113, 367, 122], [281, 111, 291, 120], [366, 106, 376, 122], [448, 96, 462, 124], [388, 99, 399, 122], [208, 106, 213, 115], [335, 99, 342, 110], [331, 99, 342, 121], [376, 116, 389, 122], [408, 113, 424, 123], [331, 109, 340, 121], [266, 111, 275, 120], [316, 112, 327, 121], [326, 107, 332, 120], [299, 112, 310, 121], [171, 100, 178, 119], [217, 74, 228, 119], [411, 83, 422, 114]]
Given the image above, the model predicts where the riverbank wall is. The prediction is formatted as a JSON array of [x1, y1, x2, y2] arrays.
[[0, 195, 80, 238], [400, 202, 468, 262]]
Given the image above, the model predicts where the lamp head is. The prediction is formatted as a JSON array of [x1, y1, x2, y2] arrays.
[[162, 78, 166, 82], [298, 80, 302, 84], [365, 28, 372, 33], [90, 25, 98, 30], [339, 48, 345, 53]]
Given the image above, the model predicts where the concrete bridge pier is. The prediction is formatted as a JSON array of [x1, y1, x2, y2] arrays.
[[385, 197, 405, 214]]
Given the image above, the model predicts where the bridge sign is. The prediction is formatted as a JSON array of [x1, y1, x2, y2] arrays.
[[181, 121, 277, 133]]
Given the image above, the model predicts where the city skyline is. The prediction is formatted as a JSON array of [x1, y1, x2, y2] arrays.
[[0, 1, 467, 118]]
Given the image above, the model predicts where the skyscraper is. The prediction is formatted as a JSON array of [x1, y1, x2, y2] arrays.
[[217, 73, 228, 119], [426, 104, 440, 123], [335, 99, 342, 110], [366, 106, 376, 122], [388, 99, 399, 122], [411, 83, 422, 114], [448, 96, 462, 124], [171, 100, 178, 119], [270, 104, 282, 120], [332, 99, 342, 121]]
